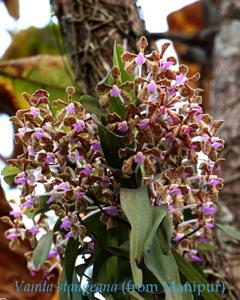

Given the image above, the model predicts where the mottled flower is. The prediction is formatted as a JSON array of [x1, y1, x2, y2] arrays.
[[135, 53, 146, 65], [211, 140, 223, 150], [105, 206, 117, 217], [60, 217, 72, 230], [15, 173, 27, 185], [160, 59, 174, 70], [6, 231, 20, 240], [75, 191, 85, 200], [45, 154, 55, 164], [176, 73, 187, 85], [170, 185, 181, 196], [47, 197, 53, 204], [202, 205, 216, 215], [67, 103, 75, 114], [28, 226, 39, 235], [208, 177, 222, 188], [73, 121, 85, 132], [30, 107, 40, 118], [17, 127, 26, 138], [21, 198, 33, 208], [205, 222, 214, 229], [110, 85, 121, 97], [100, 177, 110, 187], [10, 208, 23, 218], [147, 81, 157, 93], [80, 165, 92, 176], [117, 121, 129, 133], [138, 118, 150, 130], [34, 129, 44, 140], [191, 254, 202, 262], [134, 152, 145, 165], [174, 232, 184, 241], [28, 146, 36, 157], [65, 232, 72, 239], [48, 248, 58, 259], [91, 140, 101, 152]]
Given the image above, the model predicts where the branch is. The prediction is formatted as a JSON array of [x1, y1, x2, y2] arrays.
[[147, 26, 219, 46], [148, 31, 200, 45]]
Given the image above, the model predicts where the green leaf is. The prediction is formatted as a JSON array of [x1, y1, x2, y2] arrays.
[[97, 255, 118, 284], [64, 237, 80, 285], [113, 42, 135, 100], [1, 164, 20, 184], [143, 209, 182, 300], [71, 271, 83, 300], [196, 243, 217, 251], [25, 196, 49, 218], [174, 252, 223, 300], [79, 95, 106, 117], [97, 69, 113, 87], [98, 124, 125, 169], [216, 223, 240, 242], [53, 217, 62, 232], [181, 291, 194, 300], [32, 231, 53, 268], [59, 268, 71, 300], [129, 291, 145, 300], [157, 213, 173, 255], [113, 42, 133, 84], [109, 96, 126, 118], [120, 186, 168, 286], [59, 269, 84, 300], [120, 186, 150, 285]]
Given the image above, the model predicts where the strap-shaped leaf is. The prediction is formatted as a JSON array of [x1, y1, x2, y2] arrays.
[[174, 252, 223, 300], [120, 186, 167, 285], [98, 124, 125, 169], [33, 231, 53, 268], [64, 237, 80, 285], [109, 96, 126, 118], [113, 42, 133, 84], [157, 213, 173, 255], [216, 223, 240, 242], [143, 208, 182, 300], [79, 95, 106, 117]]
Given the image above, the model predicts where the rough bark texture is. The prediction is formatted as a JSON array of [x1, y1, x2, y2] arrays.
[[211, 0, 240, 293], [51, 0, 145, 95]]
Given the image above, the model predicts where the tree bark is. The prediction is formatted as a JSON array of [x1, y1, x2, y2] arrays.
[[211, 0, 240, 293], [51, 0, 145, 95]]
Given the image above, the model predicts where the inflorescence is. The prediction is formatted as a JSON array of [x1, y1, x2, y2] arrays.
[[3, 37, 224, 273]]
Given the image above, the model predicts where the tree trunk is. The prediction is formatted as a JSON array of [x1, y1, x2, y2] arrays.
[[211, 0, 240, 293], [51, 0, 145, 95]]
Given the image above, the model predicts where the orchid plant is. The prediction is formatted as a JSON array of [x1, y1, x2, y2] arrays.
[[1, 37, 233, 300]]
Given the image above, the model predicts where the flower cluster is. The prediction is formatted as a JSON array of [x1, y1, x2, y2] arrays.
[[3, 37, 224, 271]]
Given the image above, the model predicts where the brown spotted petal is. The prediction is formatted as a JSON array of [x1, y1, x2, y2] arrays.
[[111, 66, 120, 80], [95, 83, 112, 94], [121, 51, 136, 63], [137, 86, 150, 102], [119, 81, 135, 90], [179, 84, 195, 98], [137, 36, 148, 52], [178, 64, 189, 75]]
